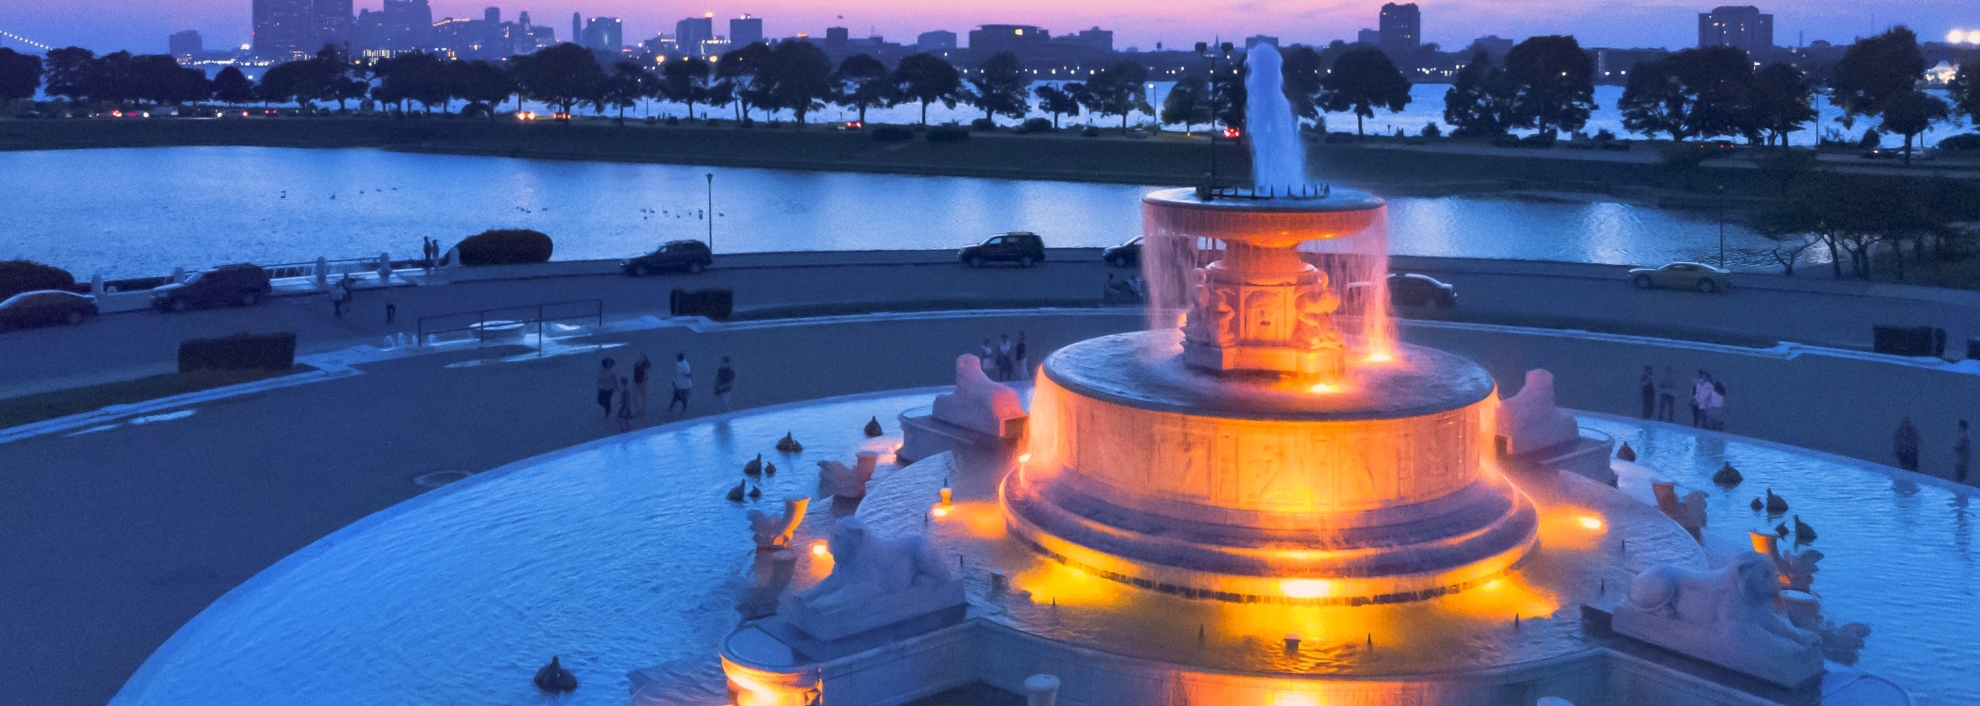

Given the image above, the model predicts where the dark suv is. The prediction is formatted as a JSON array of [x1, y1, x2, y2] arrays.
[[623, 240, 714, 276], [1102, 236, 1142, 267], [959, 232, 1046, 268], [150, 263, 272, 312]]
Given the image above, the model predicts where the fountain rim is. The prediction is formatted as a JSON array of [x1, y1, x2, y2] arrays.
[[1141, 186, 1386, 214]]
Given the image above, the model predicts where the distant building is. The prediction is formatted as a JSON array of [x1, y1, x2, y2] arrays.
[[969, 24, 1050, 56], [170, 30, 204, 58], [825, 27, 850, 49], [1245, 35, 1279, 50], [582, 17, 623, 52], [1467, 35, 1513, 59], [730, 15, 763, 47], [675, 16, 714, 55], [1356, 28, 1380, 45], [1067, 26, 1112, 53], [1699, 6, 1773, 53], [917, 30, 956, 52], [354, 0, 433, 55], [252, 0, 315, 58], [314, 0, 353, 50], [1378, 3, 1421, 56]]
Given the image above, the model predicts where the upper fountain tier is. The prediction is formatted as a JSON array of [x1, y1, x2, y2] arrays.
[[1144, 187, 1384, 249]]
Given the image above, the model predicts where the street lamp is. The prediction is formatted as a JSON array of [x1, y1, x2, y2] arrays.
[[1717, 185, 1726, 268], [1195, 41, 1234, 192], [705, 172, 715, 250]]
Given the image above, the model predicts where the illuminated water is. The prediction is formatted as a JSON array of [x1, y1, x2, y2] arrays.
[[1, 147, 1789, 277], [113, 390, 1980, 705]]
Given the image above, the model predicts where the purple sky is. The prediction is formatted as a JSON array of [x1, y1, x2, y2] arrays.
[[2, 0, 1973, 56]]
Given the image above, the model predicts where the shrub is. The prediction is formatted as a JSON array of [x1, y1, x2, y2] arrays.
[[0, 260, 78, 300], [1520, 132, 1557, 148], [871, 125, 913, 142], [1421, 123, 1442, 138], [1325, 132, 1359, 144], [670, 288, 733, 320], [178, 332, 297, 373], [1594, 128, 1617, 142], [1937, 134, 1980, 151], [1017, 117, 1052, 134], [1490, 134, 1522, 148], [1080, 126, 1102, 137], [1859, 129, 1882, 149], [666, 115, 680, 125], [455, 229, 554, 266], [927, 125, 970, 143], [970, 118, 998, 131]]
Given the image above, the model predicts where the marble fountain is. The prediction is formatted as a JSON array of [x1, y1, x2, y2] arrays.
[[113, 46, 1946, 706]]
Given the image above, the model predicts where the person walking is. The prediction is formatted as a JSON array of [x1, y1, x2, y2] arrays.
[[1955, 420, 1971, 485], [1894, 416, 1922, 472], [1014, 332, 1029, 380], [715, 356, 736, 411], [333, 272, 354, 319], [996, 334, 1015, 382], [1690, 371, 1713, 428], [1702, 379, 1726, 431], [632, 354, 651, 415], [596, 357, 618, 419], [668, 352, 692, 413], [616, 377, 634, 432], [1655, 366, 1677, 422], [1639, 366, 1655, 419], [980, 339, 996, 377]]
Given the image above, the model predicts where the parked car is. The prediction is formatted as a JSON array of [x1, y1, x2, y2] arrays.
[[959, 232, 1046, 268], [1344, 273, 1459, 309], [1627, 262, 1731, 293], [1102, 236, 1142, 268], [0, 290, 98, 331], [150, 263, 272, 312], [622, 240, 714, 276]]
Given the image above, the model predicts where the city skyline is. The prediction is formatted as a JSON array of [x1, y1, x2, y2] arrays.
[[4, 0, 1976, 56]]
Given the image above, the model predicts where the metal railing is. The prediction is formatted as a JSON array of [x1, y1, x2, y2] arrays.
[[415, 299, 604, 356], [259, 257, 435, 282]]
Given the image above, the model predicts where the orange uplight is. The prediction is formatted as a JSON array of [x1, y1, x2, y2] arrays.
[[1577, 515, 1605, 531], [1279, 579, 1334, 599], [1364, 352, 1394, 364], [1482, 578, 1504, 591], [930, 505, 952, 518], [1308, 382, 1339, 394], [1270, 693, 1322, 706], [1018, 453, 1032, 463], [809, 540, 829, 558]]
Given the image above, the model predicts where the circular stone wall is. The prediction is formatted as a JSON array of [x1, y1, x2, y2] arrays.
[[1004, 331, 1539, 604]]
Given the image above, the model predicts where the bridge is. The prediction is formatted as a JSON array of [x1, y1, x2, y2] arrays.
[[0, 29, 53, 52]]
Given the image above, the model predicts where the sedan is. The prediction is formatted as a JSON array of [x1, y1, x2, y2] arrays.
[[1343, 273, 1458, 309], [1628, 262, 1731, 293], [1103, 236, 1142, 268], [0, 290, 99, 331]]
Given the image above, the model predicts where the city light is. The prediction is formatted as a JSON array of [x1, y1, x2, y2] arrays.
[[1950, 29, 1973, 44]]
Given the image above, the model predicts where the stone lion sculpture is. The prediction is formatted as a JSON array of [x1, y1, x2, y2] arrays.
[[930, 354, 1026, 438], [786, 517, 962, 641], [1613, 553, 1823, 686]]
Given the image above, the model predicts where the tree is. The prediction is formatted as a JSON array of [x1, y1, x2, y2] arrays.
[[757, 40, 834, 125], [1945, 62, 1980, 128], [891, 53, 962, 124], [967, 51, 1030, 125], [1318, 46, 1411, 135], [1083, 60, 1151, 133], [830, 54, 892, 124], [1159, 76, 1211, 132], [716, 42, 773, 121], [1211, 54, 1247, 130], [127, 54, 210, 106], [598, 60, 653, 121], [1617, 47, 1750, 141], [0, 48, 41, 104], [513, 43, 603, 116], [1443, 50, 1516, 136], [1503, 35, 1595, 135], [210, 66, 255, 105], [42, 47, 95, 105], [1744, 63, 1817, 146], [1278, 45, 1324, 124], [371, 52, 447, 113], [1830, 27, 1926, 128], [1879, 89, 1950, 164], [448, 60, 516, 117], [660, 56, 713, 118], [1033, 83, 1079, 128]]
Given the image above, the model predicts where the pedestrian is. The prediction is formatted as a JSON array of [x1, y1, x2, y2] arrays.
[[333, 273, 354, 319], [1014, 331, 1029, 380], [596, 357, 618, 419], [716, 356, 736, 411], [1956, 420, 1971, 485], [1691, 371, 1713, 428], [632, 354, 651, 415], [996, 333, 1015, 381], [385, 299, 396, 324], [1894, 416, 1921, 472], [616, 377, 635, 432], [1639, 365, 1655, 419], [1655, 366, 1676, 422], [980, 338, 996, 377], [668, 352, 692, 413], [1709, 378, 1728, 431]]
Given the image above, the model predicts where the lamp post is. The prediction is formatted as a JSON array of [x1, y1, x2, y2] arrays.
[[1196, 41, 1234, 191], [1717, 185, 1726, 269], [705, 172, 714, 250]]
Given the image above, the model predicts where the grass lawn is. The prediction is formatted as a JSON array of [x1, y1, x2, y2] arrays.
[[0, 366, 310, 429]]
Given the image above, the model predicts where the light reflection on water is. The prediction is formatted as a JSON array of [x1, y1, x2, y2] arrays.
[[0, 147, 1785, 277]]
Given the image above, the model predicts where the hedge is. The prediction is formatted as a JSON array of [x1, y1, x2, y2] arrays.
[[927, 125, 970, 143], [670, 288, 734, 320], [871, 126, 913, 142], [178, 332, 297, 373], [1940, 134, 1980, 151], [0, 260, 78, 301], [455, 229, 554, 266]]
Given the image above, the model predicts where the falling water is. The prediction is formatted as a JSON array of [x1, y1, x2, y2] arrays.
[[1243, 45, 1307, 189]]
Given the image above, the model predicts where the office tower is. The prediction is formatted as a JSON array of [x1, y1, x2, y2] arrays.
[[1467, 35, 1513, 59], [1378, 2, 1420, 56], [253, 0, 313, 57], [917, 30, 956, 52], [1357, 28, 1380, 45], [730, 14, 763, 47], [1699, 6, 1774, 53], [313, 0, 353, 50], [676, 16, 714, 54], [825, 26, 850, 49], [967, 24, 1048, 57], [583, 17, 624, 52], [573, 13, 582, 45], [484, 7, 499, 23], [170, 30, 204, 58]]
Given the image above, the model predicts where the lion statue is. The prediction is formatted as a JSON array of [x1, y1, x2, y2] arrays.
[[1613, 553, 1823, 687]]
